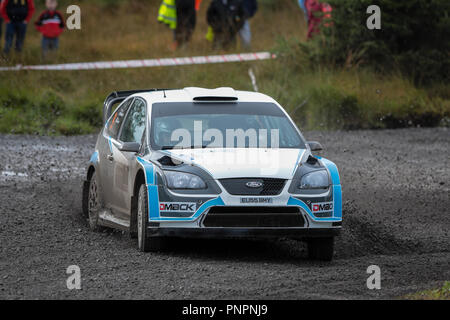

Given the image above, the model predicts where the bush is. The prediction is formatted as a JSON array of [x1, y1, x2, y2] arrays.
[[300, 86, 363, 130], [53, 117, 94, 136], [72, 102, 103, 127], [310, 0, 450, 85]]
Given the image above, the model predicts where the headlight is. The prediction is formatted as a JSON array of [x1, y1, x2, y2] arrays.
[[299, 170, 329, 189], [164, 171, 206, 189]]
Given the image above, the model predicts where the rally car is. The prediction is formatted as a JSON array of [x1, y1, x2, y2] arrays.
[[82, 87, 342, 260]]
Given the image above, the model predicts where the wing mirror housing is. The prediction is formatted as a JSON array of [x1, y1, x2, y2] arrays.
[[119, 142, 141, 153], [307, 141, 323, 152]]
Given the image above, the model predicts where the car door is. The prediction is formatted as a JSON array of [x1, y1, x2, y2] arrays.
[[99, 98, 133, 213], [112, 98, 147, 217]]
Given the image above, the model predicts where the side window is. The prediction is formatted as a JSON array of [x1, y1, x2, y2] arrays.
[[107, 99, 132, 139], [119, 99, 147, 143]]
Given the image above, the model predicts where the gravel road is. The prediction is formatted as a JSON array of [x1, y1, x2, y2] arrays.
[[0, 128, 449, 299]]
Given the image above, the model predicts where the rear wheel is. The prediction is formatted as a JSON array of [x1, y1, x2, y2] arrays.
[[87, 172, 103, 231], [137, 184, 163, 252], [307, 237, 334, 261]]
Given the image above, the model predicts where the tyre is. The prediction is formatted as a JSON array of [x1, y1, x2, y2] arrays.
[[307, 237, 334, 261], [87, 172, 103, 231], [137, 184, 163, 252], [129, 195, 138, 239]]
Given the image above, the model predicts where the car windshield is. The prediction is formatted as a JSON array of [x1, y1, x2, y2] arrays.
[[150, 102, 305, 150]]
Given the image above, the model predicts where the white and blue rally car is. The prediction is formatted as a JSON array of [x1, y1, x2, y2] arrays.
[[82, 88, 342, 260]]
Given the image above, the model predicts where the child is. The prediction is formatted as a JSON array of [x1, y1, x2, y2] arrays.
[[35, 0, 63, 58]]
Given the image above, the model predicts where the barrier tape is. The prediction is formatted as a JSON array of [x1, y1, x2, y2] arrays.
[[0, 51, 276, 71]]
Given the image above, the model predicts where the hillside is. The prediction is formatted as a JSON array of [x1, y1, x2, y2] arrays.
[[0, 0, 448, 134]]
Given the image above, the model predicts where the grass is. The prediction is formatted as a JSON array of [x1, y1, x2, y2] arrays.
[[0, 0, 448, 135], [404, 281, 450, 300]]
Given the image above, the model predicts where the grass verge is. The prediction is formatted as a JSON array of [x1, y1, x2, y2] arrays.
[[404, 281, 450, 300]]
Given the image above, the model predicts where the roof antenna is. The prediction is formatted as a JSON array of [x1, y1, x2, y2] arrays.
[[163, 89, 167, 98]]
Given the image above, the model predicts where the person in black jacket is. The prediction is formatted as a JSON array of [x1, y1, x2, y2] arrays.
[[207, 0, 245, 49], [174, 0, 196, 48], [0, 0, 35, 54]]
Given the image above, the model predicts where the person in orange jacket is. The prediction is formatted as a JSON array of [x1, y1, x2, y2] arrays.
[[0, 0, 35, 54]]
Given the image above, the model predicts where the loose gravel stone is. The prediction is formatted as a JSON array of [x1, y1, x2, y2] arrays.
[[0, 128, 448, 299]]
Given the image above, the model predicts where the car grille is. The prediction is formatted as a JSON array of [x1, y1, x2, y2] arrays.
[[202, 206, 305, 228], [219, 178, 287, 195]]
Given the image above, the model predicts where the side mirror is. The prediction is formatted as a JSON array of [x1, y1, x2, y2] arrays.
[[119, 142, 141, 153], [307, 141, 323, 152]]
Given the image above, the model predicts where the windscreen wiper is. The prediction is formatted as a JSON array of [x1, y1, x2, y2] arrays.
[[161, 146, 191, 150]]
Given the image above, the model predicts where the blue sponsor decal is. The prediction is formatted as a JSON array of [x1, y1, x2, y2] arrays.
[[136, 157, 155, 185], [292, 149, 304, 175], [89, 151, 99, 164], [333, 185, 342, 219], [319, 157, 342, 219], [147, 185, 160, 220], [320, 157, 341, 185], [136, 157, 158, 220]]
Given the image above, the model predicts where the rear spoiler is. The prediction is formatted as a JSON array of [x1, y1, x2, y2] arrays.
[[102, 89, 168, 124]]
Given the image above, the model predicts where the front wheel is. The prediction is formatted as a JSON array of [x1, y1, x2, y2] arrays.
[[137, 184, 163, 252], [307, 237, 334, 261]]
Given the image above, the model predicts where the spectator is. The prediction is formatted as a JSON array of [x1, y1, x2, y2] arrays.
[[305, 0, 331, 39], [239, 0, 257, 49], [207, 0, 245, 49], [0, 0, 35, 54], [35, 0, 64, 58], [158, 0, 198, 50], [0, 16, 3, 50], [174, 0, 196, 48], [194, 0, 202, 11], [0, 1, 3, 49], [297, 0, 308, 23]]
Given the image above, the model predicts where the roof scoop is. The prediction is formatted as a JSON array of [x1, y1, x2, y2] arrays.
[[184, 87, 238, 102]]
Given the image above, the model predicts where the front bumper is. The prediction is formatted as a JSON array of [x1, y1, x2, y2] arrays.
[[147, 227, 341, 239]]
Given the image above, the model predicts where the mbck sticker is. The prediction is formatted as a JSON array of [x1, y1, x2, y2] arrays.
[[312, 202, 333, 213], [159, 202, 196, 212]]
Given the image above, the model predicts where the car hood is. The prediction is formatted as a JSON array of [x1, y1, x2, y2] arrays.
[[158, 148, 306, 179]]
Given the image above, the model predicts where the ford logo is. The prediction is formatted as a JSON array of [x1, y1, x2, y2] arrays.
[[246, 181, 263, 188]]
